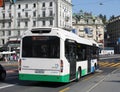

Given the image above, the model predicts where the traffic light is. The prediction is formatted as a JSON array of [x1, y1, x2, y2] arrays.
[[0, 0, 4, 7], [10, 0, 17, 4]]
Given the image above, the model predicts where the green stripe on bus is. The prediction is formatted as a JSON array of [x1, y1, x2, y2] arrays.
[[19, 74, 70, 83], [81, 69, 87, 76]]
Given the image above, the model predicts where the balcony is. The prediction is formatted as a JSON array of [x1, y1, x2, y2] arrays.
[[87, 34, 93, 37], [17, 16, 30, 22], [0, 17, 12, 23], [79, 33, 85, 37], [37, 14, 54, 21]]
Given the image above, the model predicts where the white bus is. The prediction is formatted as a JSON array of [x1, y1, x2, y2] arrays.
[[18, 28, 99, 83]]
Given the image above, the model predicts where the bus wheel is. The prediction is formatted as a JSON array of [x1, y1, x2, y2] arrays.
[[76, 68, 81, 82], [93, 64, 97, 74], [0, 71, 6, 81]]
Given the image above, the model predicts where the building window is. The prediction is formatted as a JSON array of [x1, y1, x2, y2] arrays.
[[17, 30, 20, 36], [42, 2, 45, 7], [49, 10, 53, 16], [8, 31, 11, 36], [6, 30, 11, 36], [33, 21, 36, 27], [33, 3, 36, 8], [42, 11, 45, 17], [25, 4, 28, 8], [2, 23, 5, 28], [1, 39, 5, 45], [25, 12, 28, 17], [3, 13, 5, 18], [9, 13, 11, 18], [49, 2, 53, 7], [18, 13, 21, 17], [18, 21, 20, 27], [42, 20, 45, 26], [50, 20, 53, 26], [33, 11, 36, 17], [8, 22, 11, 27], [18, 4, 21, 9], [0, 31, 5, 36], [25, 22, 28, 27], [9, 5, 11, 9]]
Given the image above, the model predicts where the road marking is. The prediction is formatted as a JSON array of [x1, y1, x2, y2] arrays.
[[59, 87, 70, 92], [99, 62, 120, 68], [0, 84, 15, 90], [111, 68, 120, 73], [102, 63, 115, 67], [110, 63, 120, 67], [86, 75, 106, 92]]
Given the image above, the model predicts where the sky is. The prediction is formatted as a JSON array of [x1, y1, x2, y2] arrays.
[[72, 0, 120, 19]]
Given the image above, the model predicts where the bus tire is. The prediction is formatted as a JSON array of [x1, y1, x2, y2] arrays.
[[76, 68, 81, 82], [93, 63, 97, 74], [0, 71, 6, 81]]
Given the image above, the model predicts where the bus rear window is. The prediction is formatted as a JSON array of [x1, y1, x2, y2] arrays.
[[22, 36, 60, 58]]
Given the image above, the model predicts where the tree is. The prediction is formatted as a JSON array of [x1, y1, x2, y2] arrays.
[[98, 14, 107, 24], [109, 15, 115, 20]]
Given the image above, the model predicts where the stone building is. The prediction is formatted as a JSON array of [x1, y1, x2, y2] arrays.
[[73, 11, 104, 48], [0, 0, 72, 46], [106, 16, 120, 54]]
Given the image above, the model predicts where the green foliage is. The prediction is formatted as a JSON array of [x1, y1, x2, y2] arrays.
[[98, 14, 107, 24]]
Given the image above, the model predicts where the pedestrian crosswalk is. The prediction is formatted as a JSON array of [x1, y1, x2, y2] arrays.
[[99, 61, 120, 68]]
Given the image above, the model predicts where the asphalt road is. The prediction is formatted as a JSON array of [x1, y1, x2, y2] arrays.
[[0, 54, 120, 92]]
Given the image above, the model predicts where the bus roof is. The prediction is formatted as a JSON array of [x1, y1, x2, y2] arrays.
[[22, 27, 98, 47]]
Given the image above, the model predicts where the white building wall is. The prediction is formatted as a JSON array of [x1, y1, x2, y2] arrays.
[[0, 0, 72, 46]]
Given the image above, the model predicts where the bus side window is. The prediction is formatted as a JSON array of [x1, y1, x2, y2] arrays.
[[65, 41, 69, 60], [77, 44, 86, 61]]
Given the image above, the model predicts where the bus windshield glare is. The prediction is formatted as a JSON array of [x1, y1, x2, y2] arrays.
[[22, 36, 60, 58]]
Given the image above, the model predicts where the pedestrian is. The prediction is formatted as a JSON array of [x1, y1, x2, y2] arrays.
[[4, 56, 8, 62]]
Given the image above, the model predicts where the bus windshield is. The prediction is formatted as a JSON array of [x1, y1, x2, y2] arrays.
[[22, 36, 60, 58]]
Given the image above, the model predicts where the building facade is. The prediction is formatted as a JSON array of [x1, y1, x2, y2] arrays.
[[106, 16, 120, 54], [73, 11, 104, 48], [0, 0, 72, 46]]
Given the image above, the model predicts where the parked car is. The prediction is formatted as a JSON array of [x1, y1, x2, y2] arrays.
[[0, 64, 6, 81]]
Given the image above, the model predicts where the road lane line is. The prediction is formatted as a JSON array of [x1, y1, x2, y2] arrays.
[[59, 87, 70, 92], [0, 84, 15, 90], [111, 68, 120, 73], [86, 75, 106, 92], [86, 68, 119, 92]]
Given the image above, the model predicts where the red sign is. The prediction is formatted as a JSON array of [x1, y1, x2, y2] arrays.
[[0, 0, 4, 7]]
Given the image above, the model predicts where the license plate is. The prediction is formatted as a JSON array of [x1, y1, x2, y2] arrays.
[[35, 69, 44, 73]]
